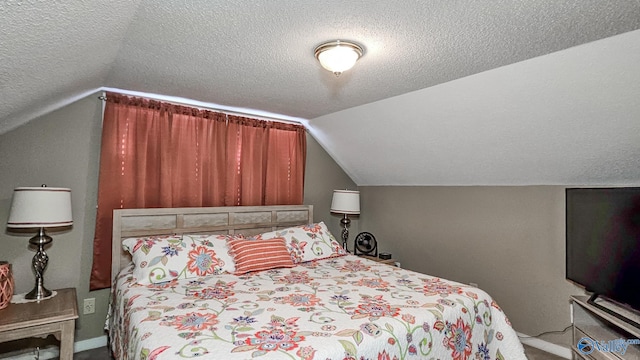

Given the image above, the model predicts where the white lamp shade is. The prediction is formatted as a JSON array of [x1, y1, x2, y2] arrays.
[[317, 46, 360, 73], [315, 40, 364, 75], [331, 190, 360, 215], [7, 187, 73, 228]]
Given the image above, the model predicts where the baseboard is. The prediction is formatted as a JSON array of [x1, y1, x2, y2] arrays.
[[74, 335, 108, 353], [517, 332, 572, 359], [0, 335, 107, 360]]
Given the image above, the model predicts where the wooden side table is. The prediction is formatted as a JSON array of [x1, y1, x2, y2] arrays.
[[358, 255, 398, 267], [0, 288, 78, 360]]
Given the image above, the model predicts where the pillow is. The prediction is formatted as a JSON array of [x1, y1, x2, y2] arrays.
[[122, 234, 235, 284], [227, 237, 294, 274], [185, 234, 238, 274], [258, 221, 346, 263]]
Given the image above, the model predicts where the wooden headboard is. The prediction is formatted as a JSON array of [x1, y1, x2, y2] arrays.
[[111, 205, 313, 282]]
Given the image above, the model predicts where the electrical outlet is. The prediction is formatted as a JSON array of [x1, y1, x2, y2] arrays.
[[83, 297, 95, 315]]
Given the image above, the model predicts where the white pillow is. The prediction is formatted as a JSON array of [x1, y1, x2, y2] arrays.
[[258, 221, 346, 263], [122, 234, 236, 284]]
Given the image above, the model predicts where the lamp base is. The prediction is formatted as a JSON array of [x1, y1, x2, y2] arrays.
[[25, 285, 52, 300], [340, 214, 351, 252], [25, 228, 53, 300]]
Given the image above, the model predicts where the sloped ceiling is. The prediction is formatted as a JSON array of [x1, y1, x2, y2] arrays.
[[310, 30, 640, 185], [1, 1, 639, 185]]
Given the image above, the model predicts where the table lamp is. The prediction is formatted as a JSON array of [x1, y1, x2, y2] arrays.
[[330, 190, 360, 251], [7, 185, 72, 300]]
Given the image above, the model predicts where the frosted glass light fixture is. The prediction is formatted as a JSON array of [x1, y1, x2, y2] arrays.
[[315, 40, 364, 76]]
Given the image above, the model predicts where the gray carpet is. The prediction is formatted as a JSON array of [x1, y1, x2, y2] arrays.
[[523, 344, 567, 359]]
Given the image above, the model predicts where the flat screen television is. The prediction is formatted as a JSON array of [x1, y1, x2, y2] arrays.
[[566, 187, 640, 320]]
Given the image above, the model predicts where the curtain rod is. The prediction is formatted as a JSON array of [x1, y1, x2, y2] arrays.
[[97, 88, 307, 126]]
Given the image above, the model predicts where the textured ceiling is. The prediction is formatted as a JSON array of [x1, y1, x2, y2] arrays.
[[310, 29, 640, 185], [1, 1, 640, 185]]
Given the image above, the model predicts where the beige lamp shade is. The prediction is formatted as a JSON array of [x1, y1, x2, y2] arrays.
[[7, 186, 73, 228], [330, 190, 360, 215]]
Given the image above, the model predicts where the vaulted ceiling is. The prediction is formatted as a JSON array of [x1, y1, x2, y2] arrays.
[[2, 1, 640, 185]]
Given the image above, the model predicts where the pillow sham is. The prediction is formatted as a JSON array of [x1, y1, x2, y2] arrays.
[[227, 237, 294, 275], [122, 234, 235, 284], [185, 234, 239, 274], [258, 221, 346, 263]]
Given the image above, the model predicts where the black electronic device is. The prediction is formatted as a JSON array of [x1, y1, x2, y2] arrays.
[[353, 232, 377, 256], [566, 187, 640, 321]]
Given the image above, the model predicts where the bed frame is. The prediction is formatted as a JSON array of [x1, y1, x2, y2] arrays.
[[111, 205, 313, 282]]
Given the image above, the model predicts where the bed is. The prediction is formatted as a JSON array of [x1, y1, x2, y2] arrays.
[[108, 205, 527, 359]]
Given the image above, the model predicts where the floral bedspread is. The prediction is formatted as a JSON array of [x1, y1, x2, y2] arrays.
[[109, 255, 526, 359]]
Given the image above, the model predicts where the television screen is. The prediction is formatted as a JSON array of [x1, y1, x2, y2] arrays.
[[566, 187, 640, 311]]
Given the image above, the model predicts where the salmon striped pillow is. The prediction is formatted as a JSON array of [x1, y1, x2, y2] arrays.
[[227, 237, 295, 275]]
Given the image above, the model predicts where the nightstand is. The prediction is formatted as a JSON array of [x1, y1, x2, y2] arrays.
[[358, 255, 398, 267], [0, 288, 78, 360]]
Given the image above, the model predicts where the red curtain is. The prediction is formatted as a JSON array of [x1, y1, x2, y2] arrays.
[[90, 93, 306, 290]]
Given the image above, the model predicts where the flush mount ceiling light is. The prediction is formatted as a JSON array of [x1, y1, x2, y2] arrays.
[[314, 40, 364, 76]]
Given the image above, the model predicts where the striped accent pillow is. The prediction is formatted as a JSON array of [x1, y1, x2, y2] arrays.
[[227, 237, 295, 275]]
